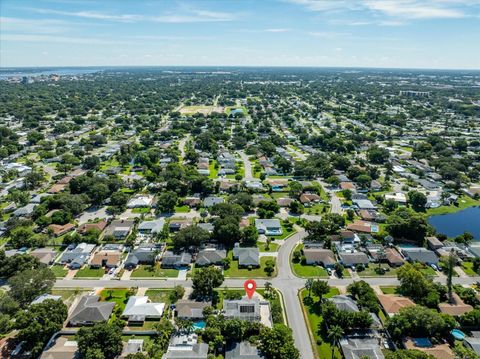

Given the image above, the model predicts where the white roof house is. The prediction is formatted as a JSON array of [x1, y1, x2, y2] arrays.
[[127, 195, 154, 208], [122, 296, 165, 320], [384, 192, 407, 204]]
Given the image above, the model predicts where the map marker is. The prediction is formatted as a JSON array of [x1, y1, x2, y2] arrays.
[[244, 279, 256, 299]]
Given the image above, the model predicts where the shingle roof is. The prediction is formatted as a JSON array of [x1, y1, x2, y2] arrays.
[[69, 295, 114, 325]]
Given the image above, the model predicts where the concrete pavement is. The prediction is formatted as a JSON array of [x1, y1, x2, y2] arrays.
[[237, 150, 254, 181]]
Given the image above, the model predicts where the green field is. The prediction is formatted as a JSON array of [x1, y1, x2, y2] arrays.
[[74, 267, 105, 278], [145, 289, 175, 305], [292, 262, 329, 278], [300, 288, 342, 359], [357, 264, 400, 278], [50, 265, 68, 278], [224, 253, 277, 278], [461, 262, 479, 276], [380, 286, 399, 294], [174, 205, 190, 213], [130, 264, 179, 278], [100, 288, 131, 311], [426, 196, 480, 216]]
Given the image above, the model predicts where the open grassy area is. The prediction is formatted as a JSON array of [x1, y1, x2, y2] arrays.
[[74, 267, 105, 278], [214, 288, 247, 310], [174, 205, 190, 213], [145, 289, 175, 305], [357, 264, 400, 278], [52, 288, 89, 301], [292, 261, 329, 278], [50, 265, 68, 278], [132, 207, 151, 214], [257, 241, 280, 252], [380, 286, 399, 294], [426, 196, 480, 216], [130, 264, 179, 278], [224, 252, 277, 278], [100, 288, 132, 311], [208, 160, 219, 179], [300, 288, 342, 359], [270, 220, 296, 240], [461, 262, 479, 276]]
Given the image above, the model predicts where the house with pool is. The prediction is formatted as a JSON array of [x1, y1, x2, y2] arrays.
[[255, 218, 282, 236]]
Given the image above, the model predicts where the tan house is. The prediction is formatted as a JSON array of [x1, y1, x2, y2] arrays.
[[377, 294, 415, 317], [48, 223, 75, 237], [90, 251, 121, 268], [438, 293, 473, 316], [77, 220, 108, 235], [303, 247, 336, 267]]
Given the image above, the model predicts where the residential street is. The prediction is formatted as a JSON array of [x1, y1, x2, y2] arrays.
[[237, 150, 254, 181]]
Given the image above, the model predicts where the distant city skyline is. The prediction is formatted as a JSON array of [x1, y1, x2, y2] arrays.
[[1, 0, 479, 69]]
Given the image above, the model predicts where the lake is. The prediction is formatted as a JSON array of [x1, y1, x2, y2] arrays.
[[428, 206, 480, 240]]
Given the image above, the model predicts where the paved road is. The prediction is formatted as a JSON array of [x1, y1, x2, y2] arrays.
[[318, 180, 343, 214], [237, 150, 254, 181], [178, 135, 189, 160]]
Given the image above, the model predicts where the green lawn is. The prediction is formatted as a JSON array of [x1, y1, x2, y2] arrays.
[[174, 205, 190, 213], [52, 288, 89, 301], [257, 241, 280, 252], [419, 266, 437, 277], [145, 289, 175, 305], [426, 196, 480, 216], [461, 262, 479, 276], [357, 264, 400, 278], [74, 267, 105, 278], [130, 264, 179, 278], [380, 286, 399, 295], [270, 220, 296, 240], [214, 288, 247, 310], [208, 160, 219, 179], [224, 252, 277, 278], [100, 288, 131, 311], [300, 288, 342, 359], [132, 207, 151, 214], [257, 288, 285, 324], [292, 262, 329, 278], [50, 265, 68, 278]]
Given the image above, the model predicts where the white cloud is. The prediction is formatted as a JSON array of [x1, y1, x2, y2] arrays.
[[1, 33, 127, 45], [364, 0, 467, 19], [265, 28, 291, 32], [308, 31, 351, 38]]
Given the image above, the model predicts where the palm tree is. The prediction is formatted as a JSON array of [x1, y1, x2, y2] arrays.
[[305, 279, 314, 297], [447, 249, 456, 303], [327, 325, 343, 359]]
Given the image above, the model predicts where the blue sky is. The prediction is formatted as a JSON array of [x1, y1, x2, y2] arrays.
[[1, 0, 479, 69]]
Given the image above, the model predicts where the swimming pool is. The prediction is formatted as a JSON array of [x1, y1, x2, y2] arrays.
[[193, 320, 206, 330], [451, 329, 465, 340], [413, 338, 432, 348]]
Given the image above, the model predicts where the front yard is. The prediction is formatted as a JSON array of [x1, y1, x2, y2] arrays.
[[50, 265, 68, 278], [145, 289, 176, 305], [461, 261, 479, 276], [292, 261, 329, 278], [100, 288, 133, 311], [300, 288, 342, 359], [357, 263, 400, 278], [130, 264, 179, 278], [74, 267, 105, 278], [224, 252, 277, 278]]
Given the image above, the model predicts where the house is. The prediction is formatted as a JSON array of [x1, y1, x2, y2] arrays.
[[224, 297, 261, 322], [427, 236, 443, 250], [163, 333, 209, 359], [299, 193, 321, 205], [40, 337, 78, 359], [77, 220, 108, 235], [352, 198, 376, 210], [30, 193, 52, 204], [68, 295, 114, 326], [438, 293, 473, 316], [255, 219, 282, 236], [225, 341, 265, 359], [29, 247, 57, 265], [340, 336, 385, 359], [337, 251, 369, 267], [340, 182, 356, 191], [119, 339, 147, 358], [330, 295, 359, 312], [347, 220, 378, 234], [176, 300, 212, 320], [384, 192, 407, 204], [161, 251, 191, 268], [464, 337, 480, 357], [403, 338, 454, 359], [402, 248, 439, 265], [377, 294, 415, 317], [124, 244, 161, 270], [48, 223, 75, 237], [384, 247, 405, 267], [184, 196, 202, 208], [122, 296, 165, 325], [198, 223, 214, 233], [303, 247, 336, 267], [196, 248, 227, 266], [59, 243, 95, 269], [244, 181, 265, 191], [90, 250, 121, 268], [276, 197, 294, 207], [127, 195, 154, 208], [104, 219, 135, 240], [233, 246, 260, 267], [31, 294, 62, 305], [203, 196, 224, 208], [162, 332, 211, 359], [12, 203, 36, 217], [47, 184, 67, 194], [138, 218, 165, 235]]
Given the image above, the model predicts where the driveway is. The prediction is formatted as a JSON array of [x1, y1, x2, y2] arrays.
[[237, 150, 254, 181]]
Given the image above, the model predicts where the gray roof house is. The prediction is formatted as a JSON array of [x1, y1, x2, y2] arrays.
[[196, 248, 227, 266], [340, 336, 385, 359], [161, 251, 192, 269], [464, 337, 480, 357], [176, 300, 212, 320], [124, 243, 161, 270], [162, 333, 208, 359], [255, 219, 282, 236], [330, 295, 359, 312], [13, 203, 36, 217], [138, 218, 165, 235], [337, 251, 369, 267], [225, 341, 265, 359], [203, 196, 225, 208], [401, 248, 439, 265], [233, 247, 260, 267], [104, 219, 135, 240], [68, 295, 114, 326], [223, 297, 261, 322], [59, 243, 95, 269]]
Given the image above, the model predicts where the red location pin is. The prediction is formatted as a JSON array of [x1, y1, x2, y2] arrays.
[[244, 279, 256, 299]]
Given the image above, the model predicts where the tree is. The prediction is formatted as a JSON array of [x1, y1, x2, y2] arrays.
[[192, 267, 224, 300], [367, 146, 390, 164], [76, 323, 123, 359], [289, 200, 304, 214], [210, 202, 244, 219], [305, 279, 314, 297], [172, 225, 210, 250], [15, 299, 68, 357], [213, 217, 242, 246], [83, 155, 101, 170], [265, 259, 276, 276], [8, 268, 55, 307], [228, 193, 254, 212], [258, 324, 299, 359], [385, 350, 436, 359], [386, 208, 428, 244], [156, 191, 178, 213], [311, 280, 330, 303], [446, 250, 456, 303], [242, 225, 259, 246], [327, 325, 344, 359], [408, 191, 427, 211]]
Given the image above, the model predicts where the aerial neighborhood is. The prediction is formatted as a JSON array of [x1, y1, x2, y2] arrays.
[[0, 66, 479, 359]]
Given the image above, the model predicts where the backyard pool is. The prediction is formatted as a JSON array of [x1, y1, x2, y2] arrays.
[[428, 206, 480, 240], [192, 320, 206, 330]]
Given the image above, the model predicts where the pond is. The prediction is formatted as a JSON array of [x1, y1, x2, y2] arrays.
[[428, 206, 480, 240]]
